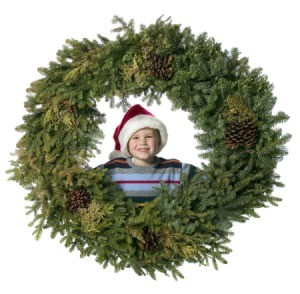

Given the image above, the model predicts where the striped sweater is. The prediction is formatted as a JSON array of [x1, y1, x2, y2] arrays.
[[101, 157, 197, 203]]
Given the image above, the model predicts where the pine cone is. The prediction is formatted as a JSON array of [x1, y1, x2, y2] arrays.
[[139, 226, 161, 253], [60, 99, 78, 115], [66, 187, 90, 213], [223, 96, 258, 149], [143, 47, 173, 80], [225, 118, 257, 149]]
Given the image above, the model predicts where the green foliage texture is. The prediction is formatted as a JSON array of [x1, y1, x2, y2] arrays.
[[8, 16, 291, 279]]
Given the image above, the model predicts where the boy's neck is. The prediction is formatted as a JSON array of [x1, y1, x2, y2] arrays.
[[132, 157, 156, 166]]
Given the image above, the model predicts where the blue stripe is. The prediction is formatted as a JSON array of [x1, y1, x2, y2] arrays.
[[110, 173, 181, 182], [118, 183, 157, 191]]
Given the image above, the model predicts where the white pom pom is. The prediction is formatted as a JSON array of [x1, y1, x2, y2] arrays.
[[109, 150, 125, 160]]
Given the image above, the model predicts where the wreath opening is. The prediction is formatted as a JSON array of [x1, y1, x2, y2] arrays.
[[7, 16, 291, 280]]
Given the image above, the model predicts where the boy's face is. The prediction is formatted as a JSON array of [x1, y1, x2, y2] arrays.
[[128, 128, 160, 166]]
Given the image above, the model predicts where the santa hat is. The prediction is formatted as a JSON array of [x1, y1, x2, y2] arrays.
[[109, 104, 168, 160]]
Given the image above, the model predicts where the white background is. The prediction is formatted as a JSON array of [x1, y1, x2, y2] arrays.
[[1, 0, 299, 293]]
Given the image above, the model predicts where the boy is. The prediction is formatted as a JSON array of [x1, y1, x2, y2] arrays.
[[101, 104, 198, 203]]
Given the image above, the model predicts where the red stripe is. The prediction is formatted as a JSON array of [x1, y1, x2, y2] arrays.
[[161, 159, 181, 164], [116, 180, 180, 184]]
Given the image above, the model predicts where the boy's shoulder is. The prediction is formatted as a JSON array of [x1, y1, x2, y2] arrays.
[[157, 157, 182, 168], [158, 158, 198, 177], [101, 157, 130, 169]]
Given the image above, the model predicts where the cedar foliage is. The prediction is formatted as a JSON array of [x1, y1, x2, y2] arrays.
[[7, 16, 290, 279]]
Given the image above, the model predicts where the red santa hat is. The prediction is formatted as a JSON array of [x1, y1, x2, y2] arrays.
[[109, 104, 168, 160]]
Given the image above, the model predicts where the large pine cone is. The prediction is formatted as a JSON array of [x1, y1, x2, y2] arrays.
[[223, 96, 258, 149], [66, 187, 90, 213], [138, 226, 161, 253], [225, 118, 257, 149], [60, 99, 78, 115], [143, 47, 173, 80]]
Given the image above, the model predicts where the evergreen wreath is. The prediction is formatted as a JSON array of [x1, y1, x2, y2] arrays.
[[8, 16, 291, 279]]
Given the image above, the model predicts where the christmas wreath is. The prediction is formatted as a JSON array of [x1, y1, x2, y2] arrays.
[[8, 16, 290, 279]]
